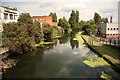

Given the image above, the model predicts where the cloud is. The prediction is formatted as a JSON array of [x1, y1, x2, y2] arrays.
[[1, 0, 118, 22]]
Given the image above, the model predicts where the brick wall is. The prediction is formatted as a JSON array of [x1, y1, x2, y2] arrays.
[[32, 16, 57, 27]]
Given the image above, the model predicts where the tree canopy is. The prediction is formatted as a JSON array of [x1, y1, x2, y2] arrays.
[[58, 17, 71, 32], [101, 18, 108, 23], [49, 12, 57, 22], [2, 13, 42, 54], [93, 12, 101, 25], [69, 10, 79, 31]]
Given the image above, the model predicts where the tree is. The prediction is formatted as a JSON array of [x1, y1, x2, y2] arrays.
[[101, 18, 108, 23], [2, 13, 37, 54], [93, 12, 101, 25], [49, 12, 57, 22], [80, 21, 97, 35], [33, 21, 43, 43], [58, 17, 71, 32], [69, 10, 80, 31], [69, 10, 76, 29], [76, 10, 79, 23]]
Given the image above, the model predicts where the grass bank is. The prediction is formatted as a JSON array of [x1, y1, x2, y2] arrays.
[[81, 35, 120, 74]]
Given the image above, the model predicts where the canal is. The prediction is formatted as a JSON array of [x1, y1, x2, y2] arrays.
[[2, 33, 120, 79]]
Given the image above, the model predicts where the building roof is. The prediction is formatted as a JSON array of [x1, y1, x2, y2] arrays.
[[31, 16, 52, 18], [0, 5, 18, 11]]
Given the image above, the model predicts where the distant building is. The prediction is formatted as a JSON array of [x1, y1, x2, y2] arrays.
[[31, 16, 57, 27], [99, 17, 119, 39], [99, 23, 119, 38], [0, 6, 19, 32]]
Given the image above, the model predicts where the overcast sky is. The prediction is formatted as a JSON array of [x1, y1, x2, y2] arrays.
[[1, 0, 119, 22]]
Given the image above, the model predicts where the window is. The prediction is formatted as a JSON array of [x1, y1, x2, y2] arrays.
[[108, 28, 109, 30], [14, 15, 16, 20], [10, 14, 13, 20], [4, 13, 8, 19], [39, 18, 44, 20]]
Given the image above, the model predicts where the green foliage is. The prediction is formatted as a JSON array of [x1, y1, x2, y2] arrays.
[[100, 71, 112, 80], [49, 12, 57, 22], [70, 32, 79, 49], [76, 11, 79, 23], [51, 27, 59, 38], [73, 32, 84, 43], [58, 17, 71, 32], [93, 12, 101, 25], [79, 20, 97, 35], [33, 21, 43, 43], [83, 54, 110, 67], [2, 13, 41, 54], [69, 10, 77, 29], [69, 10, 79, 31], [18, 13, 33, 25], [59, 34, 70, 44], [43, 23, 50, 28], [101, 18, 108, 23], [35, 41, 55, 47]]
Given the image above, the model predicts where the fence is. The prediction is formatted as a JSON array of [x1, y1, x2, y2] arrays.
[[87, 35, 120, 47], [100, 37, 120, 46]]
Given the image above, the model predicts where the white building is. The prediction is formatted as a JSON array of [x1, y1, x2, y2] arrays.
[[0, 6, 19, 32], [99, 23, 119, 38]]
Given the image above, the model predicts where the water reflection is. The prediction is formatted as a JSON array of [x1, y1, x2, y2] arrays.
[[59, 32, 79, 49], [2, 32, 120, 78]]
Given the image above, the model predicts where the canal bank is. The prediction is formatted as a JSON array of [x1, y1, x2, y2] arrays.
[[81, 35, 120, 74]]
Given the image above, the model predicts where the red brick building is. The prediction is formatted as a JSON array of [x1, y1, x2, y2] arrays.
[[31, 16, 57, 27]]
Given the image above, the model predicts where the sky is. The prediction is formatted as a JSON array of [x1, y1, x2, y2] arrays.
[[1, 0, 119, 22]]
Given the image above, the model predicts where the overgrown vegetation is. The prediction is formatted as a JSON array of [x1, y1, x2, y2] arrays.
[[58, 17, 71, 33], [83, 54, 110, 67], [3, 13, 37, 54], [2, 13, 61, 54], [49, 12, 57, 22]]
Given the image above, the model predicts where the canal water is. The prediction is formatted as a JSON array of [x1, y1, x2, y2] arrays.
[[2, 33, 120, 79]]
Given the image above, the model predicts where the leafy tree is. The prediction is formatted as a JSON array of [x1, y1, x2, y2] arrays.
[[58, 17, 71, 32], [93, 12, 101, 25], [101, 18, 108, 23], [80, 21, 97, 35], [42, 23, 51, 28], [33, 21, 43, 43], [69, 10, 80, 31], [2, 13, 37, 54], [49, 12, 57, 22], [69, 10, 76, 29], [76, 10, 79, 23]]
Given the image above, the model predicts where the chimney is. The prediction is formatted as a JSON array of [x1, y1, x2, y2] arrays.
[[110, 16, 112, 23]]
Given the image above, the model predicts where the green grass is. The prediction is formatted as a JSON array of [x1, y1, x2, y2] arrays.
[[35, 41, 55, 47], [82, 35, 119, 65], [73, 32, 84, 43], [102, 44, 120, 56], [89, 36, 99, 42]]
